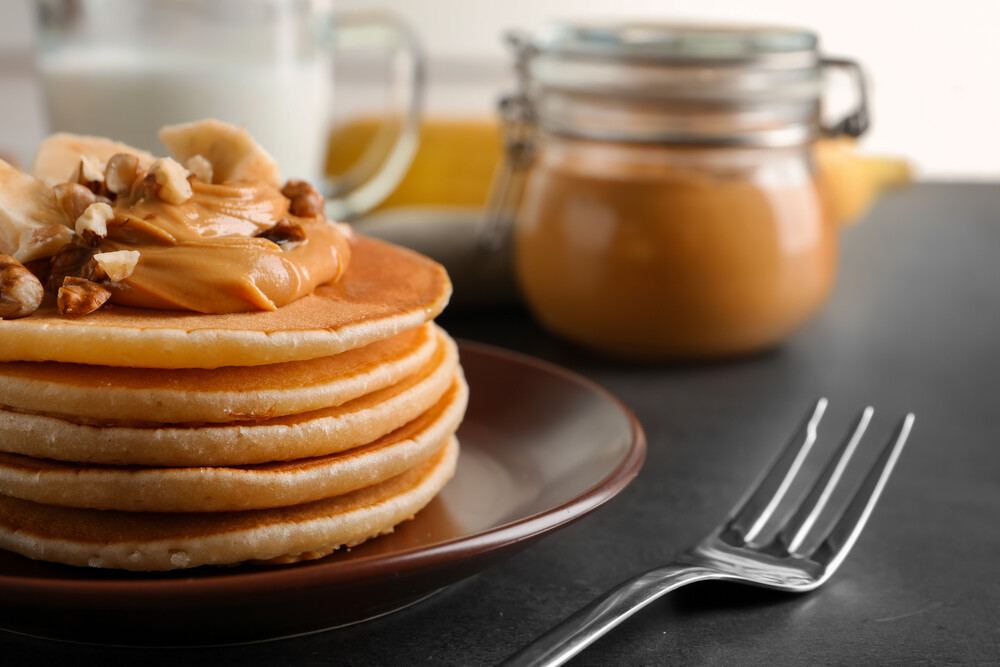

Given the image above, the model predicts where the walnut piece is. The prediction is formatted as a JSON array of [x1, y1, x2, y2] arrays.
[[257, 218, 306, 246], [53, 182, 99, 226], [74, 202, 114, 246], [105, 153, 141, 196], [185, 154, 213, 184], [57, 276, 111, 317], [146, 157, 193, 205], [0, 254, 44, 318], [21, 257, 52, 285], [13, 224, 74, 264], [46, 242, 98, 292], [81, 257, 107, 283], [93, 250, 139, 283], [281, 180, 324, 217], [71, 155, 106, 195]]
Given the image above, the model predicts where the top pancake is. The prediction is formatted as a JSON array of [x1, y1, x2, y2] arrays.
[[0, 235, 451, 368]]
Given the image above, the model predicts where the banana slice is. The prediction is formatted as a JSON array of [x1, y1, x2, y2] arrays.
[[158, 119, 282, 187], [31, 134, 155, 188], [0, 160, 68, 255]]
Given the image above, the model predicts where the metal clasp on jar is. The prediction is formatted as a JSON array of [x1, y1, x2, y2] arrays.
[[478, 31, 538, 252], [821, 57, 870, 138]]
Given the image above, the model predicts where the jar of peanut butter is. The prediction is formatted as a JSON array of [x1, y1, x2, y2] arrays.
[[487, 22, 869, 359]]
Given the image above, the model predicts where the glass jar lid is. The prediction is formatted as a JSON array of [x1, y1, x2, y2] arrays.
[[531, 22, 819, 66], [507, 21, 866, 146]]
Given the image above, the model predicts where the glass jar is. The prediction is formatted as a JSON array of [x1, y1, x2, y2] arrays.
[[490, 22, 869, 359]]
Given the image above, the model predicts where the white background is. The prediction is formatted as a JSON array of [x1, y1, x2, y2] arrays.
[[0, 0, 997, 180]]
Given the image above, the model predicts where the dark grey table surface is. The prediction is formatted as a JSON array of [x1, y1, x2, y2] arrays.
[[3, 183, 998, 665]]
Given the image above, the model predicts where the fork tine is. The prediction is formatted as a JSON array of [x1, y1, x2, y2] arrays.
[[808, 413, 915, 572], [777, 407, 874, 554], [725, 398, 828, 545]]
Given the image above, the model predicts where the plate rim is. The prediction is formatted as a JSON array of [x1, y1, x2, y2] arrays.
[[0, 340, 646, 602]]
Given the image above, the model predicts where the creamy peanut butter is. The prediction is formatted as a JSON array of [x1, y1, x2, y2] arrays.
[[0, 121, 355, 317], [515, 139, 836, 359], [95, 179, 350, 313]]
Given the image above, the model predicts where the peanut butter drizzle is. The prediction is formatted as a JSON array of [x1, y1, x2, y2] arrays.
[[97, 180, 350, 313]]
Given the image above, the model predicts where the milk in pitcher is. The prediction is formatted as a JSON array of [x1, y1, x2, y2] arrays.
[[40, 47, 332, 182]]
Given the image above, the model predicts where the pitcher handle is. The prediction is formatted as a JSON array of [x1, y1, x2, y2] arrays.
[[323, 11, 425, 220]]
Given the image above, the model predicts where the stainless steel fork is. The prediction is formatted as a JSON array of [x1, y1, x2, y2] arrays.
[[502, 399, 915, 667]]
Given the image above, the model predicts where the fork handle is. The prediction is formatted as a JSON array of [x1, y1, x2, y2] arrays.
[[500, 564, 719, 667]]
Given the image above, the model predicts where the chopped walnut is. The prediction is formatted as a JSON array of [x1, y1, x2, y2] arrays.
[[81, 257, 107, 283], [93, 250, 139, 283], [281, 180, 324, 217], [53, 182, 99, 226], [0, 254, 44, 318], [21, 257, 52, 285], [46, 242, 98, 292], [185, 154, 213, 184], [105, 153, 142, 196], [146, 157, 193, 205], [71, 155, 106, 195], [13, 224, 75, 264], [257, 218, 306, 246], [74, 202, 114, 246], [57, 276, 111, 317]]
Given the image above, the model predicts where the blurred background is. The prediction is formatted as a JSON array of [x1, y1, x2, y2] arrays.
[[0, 0, 997, 180]]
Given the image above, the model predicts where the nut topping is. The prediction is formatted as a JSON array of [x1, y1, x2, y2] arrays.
[[57, 276, 111, 317], [93, 250, 139, 283], [146, 157, 193, 205], [21, 257, 52, 285], [257, 218, 306, 246], [0, 254, 44, 318], [104, 153, 142, 196], [53, 182, 99, 226], [46, 242, 98, 292], [71, 155, 106, 195], [74, 202, 114, 246], [13, 224, 74, 264], [281, 180, 324, 217]]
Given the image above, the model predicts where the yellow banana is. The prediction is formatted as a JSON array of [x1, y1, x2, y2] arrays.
[[159, 119, 282, 187], [325, 117, 502, 210], [815, 136, 912, 226], [0, 160, 68, 255], [31, 134, 155, 188]]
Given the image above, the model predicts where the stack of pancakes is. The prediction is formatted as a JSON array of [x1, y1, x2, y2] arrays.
[[0, 235, 465, 571]]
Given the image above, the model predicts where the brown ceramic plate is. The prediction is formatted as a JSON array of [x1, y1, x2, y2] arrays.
[[0, 341, 645, 646]]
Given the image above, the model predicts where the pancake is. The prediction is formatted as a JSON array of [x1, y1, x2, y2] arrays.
[[0, 375, 466, 512], [0, 124, 467, 572], [0, 438, 458, 571], [0, 235, 451, 369], [0, 322, 439, 424], [0, 331, 459, 466]]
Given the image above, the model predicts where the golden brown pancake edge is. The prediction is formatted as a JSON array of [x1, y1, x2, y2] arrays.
[[0, 438, 459, 570], [0, 374, 467, 512]]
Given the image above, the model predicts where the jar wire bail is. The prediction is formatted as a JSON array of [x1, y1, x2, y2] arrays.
[[479, 30, 537, 252], [821, 57, 870, 138]]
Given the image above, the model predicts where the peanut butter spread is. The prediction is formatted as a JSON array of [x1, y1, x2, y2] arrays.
[[0, 119, 354, 318], [99, 180, 351, 312], [515, 139, 836, 359]]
